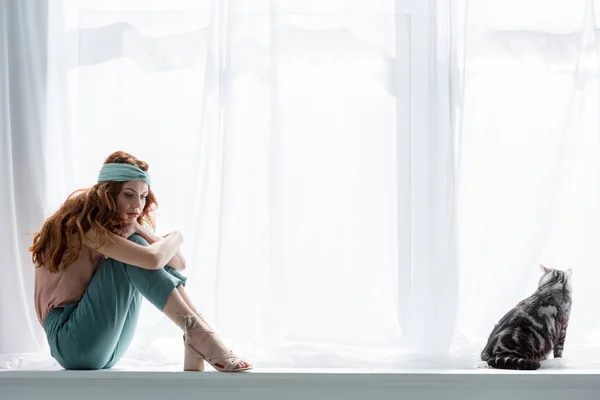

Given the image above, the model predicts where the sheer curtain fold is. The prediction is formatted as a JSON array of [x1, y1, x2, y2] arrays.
[[400, 0, 461, 353], [0, 0, 49, 357]]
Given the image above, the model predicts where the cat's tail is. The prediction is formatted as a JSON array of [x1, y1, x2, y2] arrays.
[[487, 355, 540, 370]]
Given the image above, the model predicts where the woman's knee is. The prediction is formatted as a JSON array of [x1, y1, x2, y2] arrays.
[[128, 233, 149, 246]]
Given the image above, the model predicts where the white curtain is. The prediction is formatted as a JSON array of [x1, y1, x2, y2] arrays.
[[455, 0, 600, 367], [1, 0, 461, 369], [6, 0, 599, 370], [0, 0, 48, 359]]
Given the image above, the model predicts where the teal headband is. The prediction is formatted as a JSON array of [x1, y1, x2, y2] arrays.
[[98, 163, 151, 186]]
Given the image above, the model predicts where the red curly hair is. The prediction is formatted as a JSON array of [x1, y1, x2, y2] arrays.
[[29, 151, 158, 273]]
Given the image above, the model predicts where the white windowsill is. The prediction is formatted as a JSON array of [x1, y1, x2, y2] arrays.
[[2, 368, 600, 400]]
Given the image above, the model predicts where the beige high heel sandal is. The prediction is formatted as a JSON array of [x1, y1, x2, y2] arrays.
[[181, 315, 252, 372]]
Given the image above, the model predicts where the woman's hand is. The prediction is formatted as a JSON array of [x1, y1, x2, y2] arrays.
[[126, 228, 186, 271], [133, 221, 146, 235], [118, 222, 139, 238]]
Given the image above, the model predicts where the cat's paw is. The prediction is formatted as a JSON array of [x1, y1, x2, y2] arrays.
[[477, 361, 491, 369]]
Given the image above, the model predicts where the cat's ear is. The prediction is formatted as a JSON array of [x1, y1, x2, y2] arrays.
[[540, 263, 549, 274], [566, 269, 572, 277]]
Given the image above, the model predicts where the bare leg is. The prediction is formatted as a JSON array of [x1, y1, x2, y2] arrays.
[[162, 288, 197, 329], [177, 286, 204, 320], [162, 289, 250, 370]]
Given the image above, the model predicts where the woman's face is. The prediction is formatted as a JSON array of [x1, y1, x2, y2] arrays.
[[116, 180, 149, 222]]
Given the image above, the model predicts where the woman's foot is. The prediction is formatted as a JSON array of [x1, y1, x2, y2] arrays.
[[181, 314, 252, 372]]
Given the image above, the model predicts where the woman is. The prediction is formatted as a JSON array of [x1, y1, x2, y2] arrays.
[[30, 151, 251, 372]]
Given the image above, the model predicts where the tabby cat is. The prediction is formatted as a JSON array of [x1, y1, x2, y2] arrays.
[[480, 264, 572, 370]]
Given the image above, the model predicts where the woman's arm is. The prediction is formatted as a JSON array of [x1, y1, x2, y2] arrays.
[[82, 228, 184, 271], [134, 224, 187, 271]]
